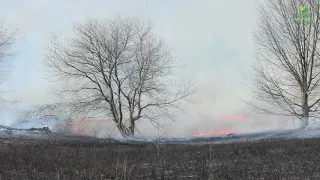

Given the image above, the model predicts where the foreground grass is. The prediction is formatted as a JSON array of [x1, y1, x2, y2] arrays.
[[0, 137, 320, 179]]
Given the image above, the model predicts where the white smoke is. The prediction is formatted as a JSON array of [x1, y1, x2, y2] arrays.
[[0, 109, 19, 126], [10, 118, 66, 131]]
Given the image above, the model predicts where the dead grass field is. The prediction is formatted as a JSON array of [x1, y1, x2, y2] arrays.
[[0, 136, 320, 180]]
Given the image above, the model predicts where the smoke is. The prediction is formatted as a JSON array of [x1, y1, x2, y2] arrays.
[[0, 109, 19, 126], [0, 102, 317, 143], [0, 0, 305, 139]]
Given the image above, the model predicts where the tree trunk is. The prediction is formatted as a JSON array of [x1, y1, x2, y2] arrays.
[[116, 121, 135, 138], [129, 120, 135, 136], [300, 93, 309, 129], [117, 124, 130, 138]]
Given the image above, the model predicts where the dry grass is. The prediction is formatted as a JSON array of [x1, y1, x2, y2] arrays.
[[0, 136, 319, 179]]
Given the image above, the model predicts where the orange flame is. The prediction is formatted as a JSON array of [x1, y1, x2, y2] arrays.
[[192, 129, 233, 137]]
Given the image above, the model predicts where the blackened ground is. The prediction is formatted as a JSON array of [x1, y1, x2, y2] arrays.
[[0, 136, 320, 180]]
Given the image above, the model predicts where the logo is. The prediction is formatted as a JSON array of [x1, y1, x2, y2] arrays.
[[294, 4, 314, 24], [300, 5, 307, 12]]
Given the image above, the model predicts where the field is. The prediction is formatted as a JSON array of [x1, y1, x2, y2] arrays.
[[0, 133, 320, 180]]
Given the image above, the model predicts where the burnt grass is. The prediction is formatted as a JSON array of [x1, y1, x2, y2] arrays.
[[0, 136, 320, 179]]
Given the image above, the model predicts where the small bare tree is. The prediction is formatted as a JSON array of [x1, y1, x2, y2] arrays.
[[0, 19, 16, 107], [250, 0, 320, 129], [0, 20, 15, 60], [44, 17, 194, 137]]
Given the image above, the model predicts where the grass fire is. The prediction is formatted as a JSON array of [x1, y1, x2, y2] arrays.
[[1, 0, 320, 179]]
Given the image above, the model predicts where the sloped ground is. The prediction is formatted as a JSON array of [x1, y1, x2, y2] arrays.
[[1, 134, 320, 179]]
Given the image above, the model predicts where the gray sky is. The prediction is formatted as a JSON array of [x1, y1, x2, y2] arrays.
[[0, 0, 291, 137]]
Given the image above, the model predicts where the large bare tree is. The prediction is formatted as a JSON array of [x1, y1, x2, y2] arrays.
[[250, 0, 320, 129], [44, 17, 194, 137]]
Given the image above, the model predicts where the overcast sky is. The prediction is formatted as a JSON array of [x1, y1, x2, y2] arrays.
[[0, 0, 292, 137]]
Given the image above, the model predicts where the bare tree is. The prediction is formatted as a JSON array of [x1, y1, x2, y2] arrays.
[[44, 17, 194, 137], [0, 19, 15, 60], [250, 0, 320, 129], [0, 19, 16, 107]]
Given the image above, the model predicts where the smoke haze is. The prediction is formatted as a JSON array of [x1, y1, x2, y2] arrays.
[[0, 0, 299, 137]]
